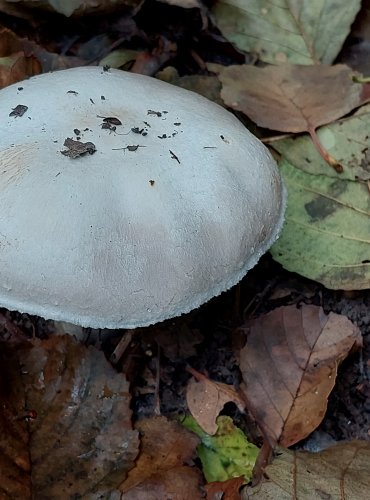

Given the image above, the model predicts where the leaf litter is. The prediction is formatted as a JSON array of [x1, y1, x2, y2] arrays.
[[0, 0, 370, 498]]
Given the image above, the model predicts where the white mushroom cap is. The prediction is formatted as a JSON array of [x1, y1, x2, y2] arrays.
[[0, 67, 285, 329]]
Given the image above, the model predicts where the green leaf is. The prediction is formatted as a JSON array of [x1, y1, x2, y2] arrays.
[[271, 104, 370, 181], [182, 415, 259, 483], [271, 158, 370, 290], [211, 0, 361, 65]]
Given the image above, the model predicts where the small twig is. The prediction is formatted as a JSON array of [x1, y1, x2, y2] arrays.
[[153, 344, 161, 416], [110, 330, 134, 364]]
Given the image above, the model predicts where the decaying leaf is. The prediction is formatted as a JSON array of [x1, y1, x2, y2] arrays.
[[270, 157, 370, 290], [182, 415, 259, 483], [0, 341, 31, 499], [205, 476, 244, 500], [242, 440, 370, 500], [186, 366, 245, 435], [120, 416, 202, 498], [211, 0, 361, 65], [210, 63, 370, 171], [239, 305, 362, 447], [0, 335, 139, 498]]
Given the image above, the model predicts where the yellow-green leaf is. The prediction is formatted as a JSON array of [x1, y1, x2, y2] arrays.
[[212, 0, 361, 65], [271, 158, 370, 289]]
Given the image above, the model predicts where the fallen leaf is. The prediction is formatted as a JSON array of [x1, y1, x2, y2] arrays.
[[182, 415, 259, 483], [0, 28, 41, 88], [120, 416, 203, 498], [186, 366, 245, 435], [242, 440, 370, 500], [157, 68, 223, 106], [239, 305, 362, 447], [211, 0, 361, 65], [210, 63, 370, 172], [270, 157, 370, 289], [205, 476, 244, 500], [269, 102, 370, 181], [0, 335, 139, 498]]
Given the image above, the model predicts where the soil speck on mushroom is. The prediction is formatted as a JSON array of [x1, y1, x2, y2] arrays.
[[61, 138, 96, 158], [9, 104, 28, 117]]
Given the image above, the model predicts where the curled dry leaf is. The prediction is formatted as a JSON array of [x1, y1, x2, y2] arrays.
[[0, 335, 139, 499], [186, 366, 245, 435], [239, 305, 362, 448], [242, 440, 370, 500], [209, 63, 370, 172], [120, 416, 203, 499]]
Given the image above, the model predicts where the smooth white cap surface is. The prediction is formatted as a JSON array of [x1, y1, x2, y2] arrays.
[[0, 67, 285, 328]]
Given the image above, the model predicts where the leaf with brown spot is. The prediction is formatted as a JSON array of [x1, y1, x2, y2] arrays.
[[239, 305, 362, 448], [186, 366, 245, 435], [0, 335, 139, 498], [210, 63, 370, 172], [120, 416, 203, 498]]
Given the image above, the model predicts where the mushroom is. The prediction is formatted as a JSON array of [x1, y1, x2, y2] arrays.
[[0, 66, 285, 329]]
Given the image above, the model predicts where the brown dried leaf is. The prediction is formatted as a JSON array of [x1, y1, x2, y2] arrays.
[[0, 341, 31, 499], [0, 29, 41, 88], [239, 305, 362, 448], [212, 63, 370, 133], [210, 63, 370, 171], [186, 367, 245, 435], [242, 441, 370, 500], [120, 416, 203, 498], [0, 335, 139, 498], [205, 476, 244, 500]]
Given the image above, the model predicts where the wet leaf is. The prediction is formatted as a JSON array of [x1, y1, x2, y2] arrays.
[[239, 305, 362, 447], [242, 441, 370, 500], [0, 335, 139, 498], [120, 416, 203, 498], [211, 0, 361, 65], [270, 156, 370, 289], [186, 366, 245, 435], [182, 415, 259, 483]]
